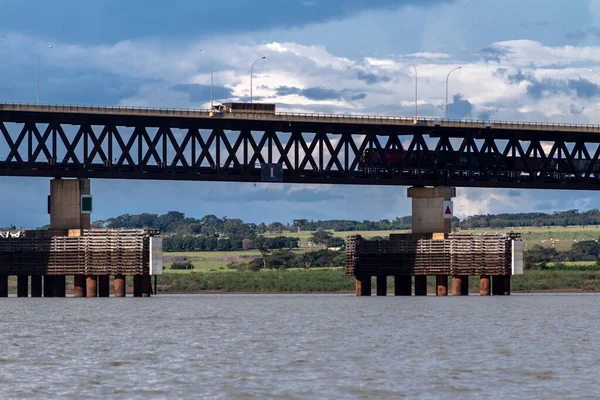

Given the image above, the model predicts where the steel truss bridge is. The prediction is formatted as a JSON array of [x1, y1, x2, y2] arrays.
[[2, 102, 600, 190]]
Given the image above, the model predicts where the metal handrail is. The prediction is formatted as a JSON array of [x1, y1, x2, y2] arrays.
[[2, 101, 600, 131]]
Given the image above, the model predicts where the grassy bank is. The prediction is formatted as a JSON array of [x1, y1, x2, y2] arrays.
[[155, 269, 600, 294], [158, 269, 354, 293]]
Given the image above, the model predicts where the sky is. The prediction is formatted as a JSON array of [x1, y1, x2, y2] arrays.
[[2, 0, 600, 227]]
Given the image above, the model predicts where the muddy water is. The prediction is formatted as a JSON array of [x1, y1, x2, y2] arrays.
[[0, 294, 598, 399]]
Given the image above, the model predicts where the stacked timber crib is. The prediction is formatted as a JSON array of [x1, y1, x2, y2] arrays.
[[346, 233, 523, 296], [0, 229, 161, 298]]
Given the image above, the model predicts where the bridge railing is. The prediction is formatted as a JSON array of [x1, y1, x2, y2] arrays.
[[3, 101, 600, 132]]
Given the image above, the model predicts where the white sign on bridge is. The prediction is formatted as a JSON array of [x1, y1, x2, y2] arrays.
[[443, 200, 453, 219]]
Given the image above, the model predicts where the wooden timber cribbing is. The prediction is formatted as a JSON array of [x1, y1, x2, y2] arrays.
[[0, 229, 156, 276], [346, 233, 519, 277]]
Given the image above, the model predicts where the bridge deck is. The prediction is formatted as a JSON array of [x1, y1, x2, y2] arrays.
[[2, 102, 600, 134]]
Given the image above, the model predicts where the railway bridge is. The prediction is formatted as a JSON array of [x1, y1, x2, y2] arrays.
[[0, 102, 594, 297]]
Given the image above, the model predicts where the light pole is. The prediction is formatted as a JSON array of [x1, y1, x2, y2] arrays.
[[37, 45, 54, 104], [197, 49, 214, 109], [445, 66, 462, 119], [250, 56, 266, 103], [402, 60, 418, 120]]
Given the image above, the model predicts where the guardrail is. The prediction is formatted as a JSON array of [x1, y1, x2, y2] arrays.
[[2, 101, 600, 133]]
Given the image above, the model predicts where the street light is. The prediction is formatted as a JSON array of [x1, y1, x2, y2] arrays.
[[37, 45, 54, 104], [250, 56, 266, 103], [402, 60, 418, 120], [445, 66, 462, 119], [197, 49, 214, 109]]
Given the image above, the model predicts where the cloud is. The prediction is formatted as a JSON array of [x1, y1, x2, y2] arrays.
[[171, 84, 234, 103], [447, 94, 473, 119], [356, 71, 392, 85]]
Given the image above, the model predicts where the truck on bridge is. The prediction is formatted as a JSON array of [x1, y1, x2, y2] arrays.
[[210, 102, 276, 116]]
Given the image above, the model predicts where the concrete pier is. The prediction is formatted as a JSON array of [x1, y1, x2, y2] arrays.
[[86, 276, 97, 297], [452, 276, 463, 296], [436, 275, 448, 296], [73, 275, 86, 298], [503, 275, 511, 296], [492, 275, 504, 296], [355, 276, 371, 296], [461, 276, 469, 296], [376, 276, 387, 296], [394, 275, 411, 296], [114, 275, 126, 297], [44, 276, 55, 297], [49, 179, 91, 230], [53, 276, 66, 297], [0, 275, 8, 297], [17, 275, 28, 297], [31, 276, 42, 297], [480, 275, 491, 296], [133, 275, 143, 297], [407, 186, 455, 234], [141, 275, 152, 297], [414, 275, 427, 296], [98, 276, 110, 297]]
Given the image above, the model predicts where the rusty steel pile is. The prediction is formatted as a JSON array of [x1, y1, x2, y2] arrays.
[[0, 229, 159, 298], [346, 232, 521, 296]]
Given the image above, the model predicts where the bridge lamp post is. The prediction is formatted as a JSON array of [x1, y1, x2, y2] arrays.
[[402, 60, 418, 120], [250, 56, 266, 103], [445, 66, 462, 119], [37, 45, 54, 104], [197, 49, 214, 109]]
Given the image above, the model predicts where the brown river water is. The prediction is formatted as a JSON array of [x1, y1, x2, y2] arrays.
[[0, 294, 599, 399]]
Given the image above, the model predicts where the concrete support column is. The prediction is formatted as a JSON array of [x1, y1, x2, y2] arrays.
[[436, 275, 448, 296], [141, 275, 152, 298], [452, 275, 463, 296], [31, 276, 42, 297], [492, 275, 504, 295], [98, 275, 110, 297], [461, 276, 469, 296], [0, 275, 8, 297], [503, 275, 511, 296], [114, 275, 126, 297], [355, 276, 371, 296], [53, 276, 66, 297], [73, 275, 86, 298], [44, 276, 55, 297], [49, 179, 91, 230], [376, 276, 387, 296], [394, 275, 412, 296], [133, 275, 143, 297], [86, 276, 97, 297], [480, 275, 491, 296], [414, 275, 427, 296], [17, 275, 28, 297], [407, 187, 456, 234]]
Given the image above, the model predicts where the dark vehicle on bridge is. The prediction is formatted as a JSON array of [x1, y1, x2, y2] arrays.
[[211, 102, 276, 115]]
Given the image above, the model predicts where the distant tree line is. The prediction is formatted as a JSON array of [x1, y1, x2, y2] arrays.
[[459, 209, 600, 230], [90, 209, 600, 236], [163, 235, 300, 252]]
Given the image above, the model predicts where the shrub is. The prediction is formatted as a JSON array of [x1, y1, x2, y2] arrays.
[[171, 260, 195, 270]]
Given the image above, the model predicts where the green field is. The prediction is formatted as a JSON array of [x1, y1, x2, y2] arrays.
[[263, 229, 408, 247], [265, 226, 600, 252], [164, 226, 600, 273], [458, 225, 600, 252], [164, 249, 311, 272]]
